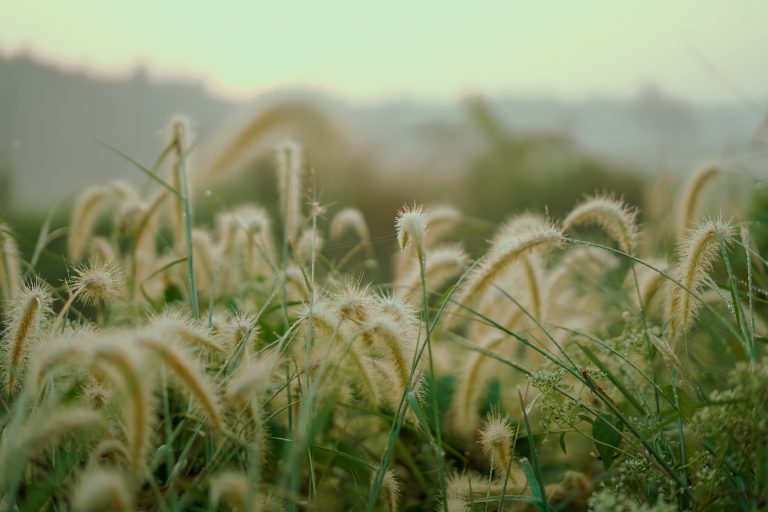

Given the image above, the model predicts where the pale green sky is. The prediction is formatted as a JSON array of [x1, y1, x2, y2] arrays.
[[2, 0, 767, 102]]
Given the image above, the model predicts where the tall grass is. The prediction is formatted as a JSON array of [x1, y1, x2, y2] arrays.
[[0, 123, 764, 512]]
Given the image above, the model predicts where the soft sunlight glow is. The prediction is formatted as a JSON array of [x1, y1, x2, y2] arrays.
[[2, 0, 767, 102]]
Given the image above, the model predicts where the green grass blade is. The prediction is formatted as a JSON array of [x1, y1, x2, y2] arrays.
[[96, 140, 181, 198]]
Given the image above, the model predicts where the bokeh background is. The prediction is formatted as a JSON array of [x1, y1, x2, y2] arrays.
[[2, 0, 767, 276]]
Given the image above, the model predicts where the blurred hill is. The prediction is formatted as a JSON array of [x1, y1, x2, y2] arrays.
[[0, 55, 235, 209], [1, 54, 766, 211]]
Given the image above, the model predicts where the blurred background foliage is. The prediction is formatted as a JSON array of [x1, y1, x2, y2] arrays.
[[0, 88, 762, 287]]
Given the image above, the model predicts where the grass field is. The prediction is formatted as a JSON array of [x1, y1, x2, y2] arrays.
[[0, 118, 765, 511]]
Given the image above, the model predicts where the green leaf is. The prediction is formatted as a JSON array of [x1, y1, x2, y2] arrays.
[[309, 441, 371, 481], [518, 390, 549, 509], [661, 385, 694, 417], [592, 412, 624, 470], [20, 448, 80, 512], [28, 198, 62, 272], [470, 494, 541, 506], [578, 344, 646, 415], [406, 391, 434, 443], [520, 457, 549, 511], [97, 139, 181, 198], [419, 373, 454, 427]]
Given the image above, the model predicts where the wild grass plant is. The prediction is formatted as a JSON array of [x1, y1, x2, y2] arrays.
[[0, 118, 765, 512]]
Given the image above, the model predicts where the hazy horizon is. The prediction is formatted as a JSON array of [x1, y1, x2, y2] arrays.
[[2, 52, 765, 211], [3, 0, 768, 104]]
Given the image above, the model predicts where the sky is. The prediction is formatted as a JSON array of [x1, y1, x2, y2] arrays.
[[2, 0, 767, 103]]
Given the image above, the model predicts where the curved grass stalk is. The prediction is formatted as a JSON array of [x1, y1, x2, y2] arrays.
[[668, 218, 733, 339], [173, 122, 200, 319], [563, 195, 638, 254], [450, 224, 562, 324], [91, 343, 155, 478], [451, 335, 508, 437], [563, 237, 744, 344], [678, 165, 719, 240], [137, 336, 223, 428]]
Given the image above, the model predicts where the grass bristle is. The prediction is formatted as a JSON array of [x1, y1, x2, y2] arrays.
[[668, 217, 733, 338], [72, 469, 133, 512], [451, 218, 561, 319], [2, 122, 765, 511], [2, 280, 52, 394], [136, 335, 223, 428], [678, 165, 719, 239], [563, 195, 638, 254]]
